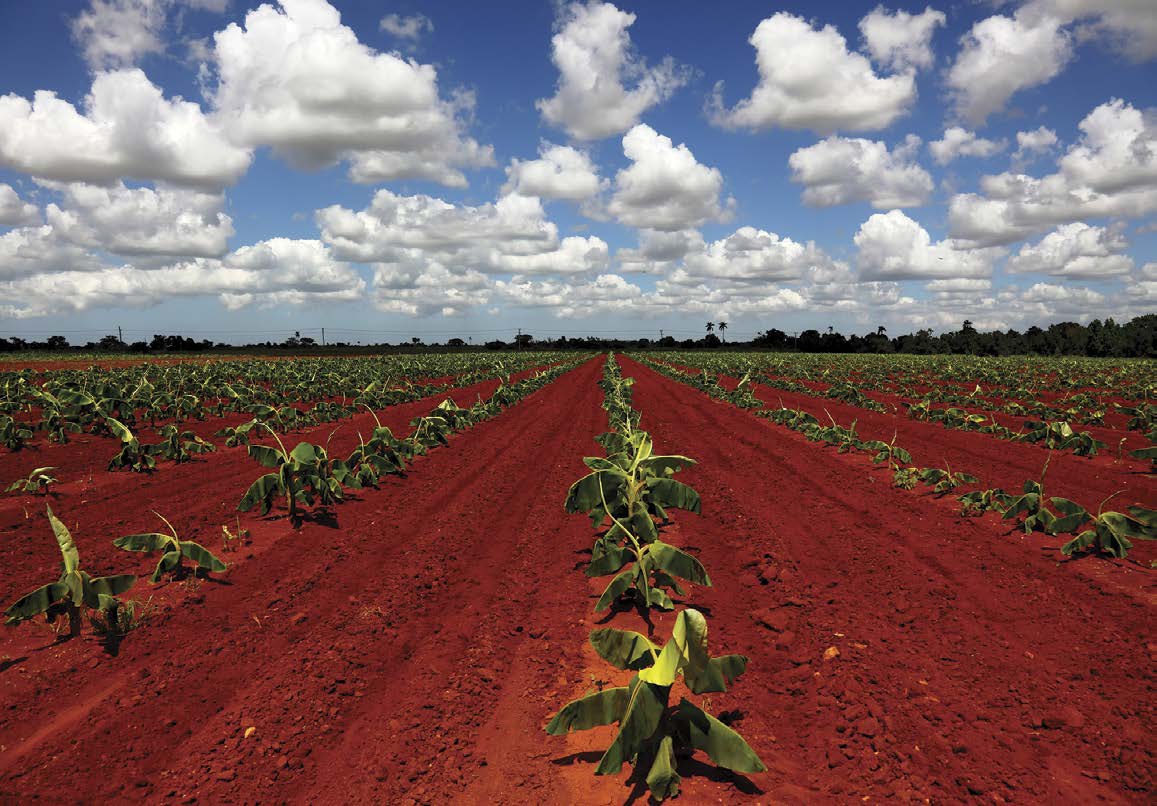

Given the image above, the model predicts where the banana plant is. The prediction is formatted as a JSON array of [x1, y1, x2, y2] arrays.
[[6, 466, 57, 495], [567, 429, 705, 611], [1020, 420, 1106, 457], [4, 505, 136, 637], [958, 488, 1010, 516], [862, 431, 912, 469], [567, 429, 701, 542], [114, 511, 227, 582], [215, 418, 259, 447], [919, 462, 978, 495], [1000, 459, 1086, 535], [1060, 496, 1155, 559], [106, 418, 157, 472], [546, 609, 765, 801], [237, 424, 348, 522], [154, 424, 215, 462], [0, 413, 33, 450]]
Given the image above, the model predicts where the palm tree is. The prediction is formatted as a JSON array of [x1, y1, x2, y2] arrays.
[[705, 322, 714, 335], [718, 321, 728, 342]]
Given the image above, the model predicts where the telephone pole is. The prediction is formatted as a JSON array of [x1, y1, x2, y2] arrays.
[[516, 327, 521, 351], [117, 325, 122, 343], [321, 327, 325, 346]]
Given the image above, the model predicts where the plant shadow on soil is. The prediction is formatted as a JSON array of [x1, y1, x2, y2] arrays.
[[549, 751, 763, 804], [0, 656, 28, 673]]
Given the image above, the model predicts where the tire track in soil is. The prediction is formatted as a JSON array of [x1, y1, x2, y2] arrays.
[[0, 357, 624, 804], [618, 355, 1153, 804]]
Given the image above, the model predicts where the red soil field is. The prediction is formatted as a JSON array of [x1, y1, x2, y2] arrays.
[[0, 354, 1152, 804]]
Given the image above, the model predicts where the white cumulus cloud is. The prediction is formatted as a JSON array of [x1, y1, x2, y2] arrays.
[[502, 143, 606, 204], [855, 209, 998, 280], [711, 12, 916, 133], [859, 5, 946, 73], [789, 134, 932, 208], [949, 99, 1157, 246], [208, 0, 492, 186], [0, 184, 40, 227], [928, 127, 1007, 165], [947, 11, 1073, 125], [536, 1, 687, 141], [607, 124, 731, 232], [0, 68, 252, 189], [43, 181, 233, 258], [1005, 222, 1133, 277], [379, 13, 433, 42]]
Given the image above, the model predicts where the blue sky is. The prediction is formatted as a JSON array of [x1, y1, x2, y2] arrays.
[[0, 0, 1154, 344]]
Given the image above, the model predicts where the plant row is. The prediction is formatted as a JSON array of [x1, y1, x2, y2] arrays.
[[640, 355, 1121, 461], [636, 354, 1156, 561], [0, 352, 563, 451], [3, 359, 582, 641], [546, 354, 764, 801]]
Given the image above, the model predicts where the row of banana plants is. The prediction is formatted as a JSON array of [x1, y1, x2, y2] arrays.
[[636, 355, 1156, 560], [641, 355, 1118, 460], [235, 362, 582, 524], [640, 351, 1154, 426], [3, 360, 582, 641], [547, 354, 765, 801], [0, 353, 564, 451]]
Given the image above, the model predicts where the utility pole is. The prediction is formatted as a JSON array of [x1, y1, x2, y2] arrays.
[[659, 329, 664, 340], [117, 325, 122, 343], [321, 327, 325, 346], [517, 327, 521, 352]]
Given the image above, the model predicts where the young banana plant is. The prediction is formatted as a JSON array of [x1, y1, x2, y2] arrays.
[[237, 424, 348, 522], [114, 511, 227, 582], [155, 424, 215, 462], [106, 417, 157, 472], [0, 413, 33, 450], [919, 462, 979, 495], [1060, 494, 1155, 559], [6, 466, 58, 495], [4, 505, 136, 636], [566, 429, 705, 611], [546, 609, 765, 802]]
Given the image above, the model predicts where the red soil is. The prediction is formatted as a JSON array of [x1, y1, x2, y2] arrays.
[[615, 355, 1153, 803], [0, 354, 1151, 805]]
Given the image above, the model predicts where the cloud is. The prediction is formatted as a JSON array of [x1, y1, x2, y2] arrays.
[[1012, 126, 1059, 162], [928, 127, 1007, 164], [680, 226, 842, 282], [0, 237, 363, 317], [208, 0, 492, 186], [858, 5, 946, 72], [317, 188, 608, 277], [607, 124, 731, 232], [379, 13, 433, 42], [1026, 0, 1157, 62], [0, 69, 252, 188], [536, 1, 687, 141], [1005, 222, 1133, 277], [0, 184, 39, 227], [0, 226, 104, 280], [1020, 281, 1104, 306], [710, 12, 915, 133], [789, 134, 932, 208], [949, 99, 1157, 246], [501, 142, 606, 204], [855, 209, 998, 280], [71, 0, 168, 71], [946, 11, 1073, 124], [1056, 99, 1157, 193], [42, 181, 233, 258]]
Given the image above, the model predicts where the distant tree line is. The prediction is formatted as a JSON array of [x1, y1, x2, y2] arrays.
[[0, 315, 1152, 357]]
